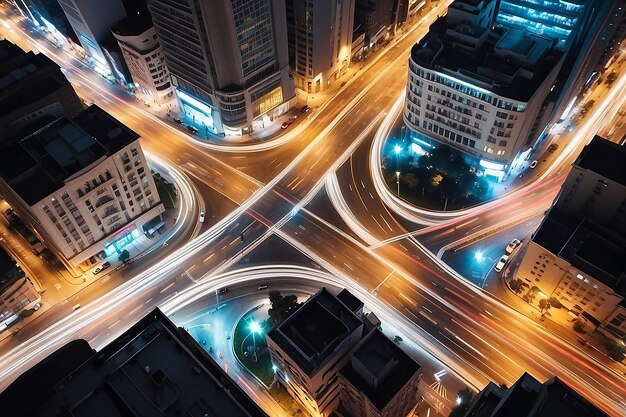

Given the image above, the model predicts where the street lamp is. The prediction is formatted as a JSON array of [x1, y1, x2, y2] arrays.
[[396, 171, 400, 197], [474, 251, 484, 262], [248, 319, 263, 362]]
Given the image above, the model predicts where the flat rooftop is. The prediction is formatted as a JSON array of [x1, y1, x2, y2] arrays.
[[575, 136, 626, 185], [58, 309, 267, 417], [0, 245, 25, 293], [533, 209, 626, 295], [269, 287, 363, 375], [0, 106, 139, 205], [341, 329, 421, 411], [411, 17, 562, 102], [111, 8, 154, 37]]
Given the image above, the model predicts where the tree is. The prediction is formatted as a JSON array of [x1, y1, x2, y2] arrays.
[[119, 249, 130, 263], [405, 173, 419, 190], [573, 321, 586, 334], [523, 286, 538, 303], [605, 72, 618, 86], [509, 278, 525, 294], [603, 339, 626, 362], [267, 291, 301, 329], [449, 387, 474, 417], [538, 298, 550, 315]]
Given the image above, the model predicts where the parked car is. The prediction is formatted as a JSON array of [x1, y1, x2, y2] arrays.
[[198, 211, 205, 223], [258, 284, 268, 290], [529, 160, 538, 168], [301, 105, 310, 113], [505, 239, 521, 254], [218, 287, 228, 294], [494, 255, 509, 273], [173, 117, 183, 124], [281, 120, 293, 129], [548, 144, 559, 152], [187, 125, 198, 133], [288, 115, 298, 123], [92, 261, 111, 275]]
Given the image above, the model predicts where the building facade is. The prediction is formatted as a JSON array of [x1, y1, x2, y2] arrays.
[[404, 2, 564, 179], [56, 0, 128, 80], [146, 0, 294, 136], [286, 0, 355, 93], [0, 246, 40, 330], [354, 0, 394, 48], [111, 9, 173, 105], [0, 106, 164, 275], [0, 40, 84, 142]]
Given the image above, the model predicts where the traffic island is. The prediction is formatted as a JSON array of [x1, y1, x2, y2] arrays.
[[232, 310, 275, 387]]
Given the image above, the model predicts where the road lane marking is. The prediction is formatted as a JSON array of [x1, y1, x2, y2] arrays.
[[160, 282, 175, 294], [203, 253, 215, 263]]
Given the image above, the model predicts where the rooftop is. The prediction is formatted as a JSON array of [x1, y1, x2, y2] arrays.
[[575, 136, 626, 186], [341, 329, 421, 411], [0, 106, 139, 205], [0, 309, 269, 417], [0, 246, 25, 293], [532, 209, 626, 296], [410, 16, 562, 101], [269, 288, 363, 375], [111, 8, 154, 37]]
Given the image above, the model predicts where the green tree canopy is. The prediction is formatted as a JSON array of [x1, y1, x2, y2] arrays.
[[267, 290, 301, 329]]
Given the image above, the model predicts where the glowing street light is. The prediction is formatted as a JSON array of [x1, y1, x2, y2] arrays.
[[394, 144, 402, 155], [474, 251, 484, 262], [396, 171, 400, 197], [249, 320, 262, 335]]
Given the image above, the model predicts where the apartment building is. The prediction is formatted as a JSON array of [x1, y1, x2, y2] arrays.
[[267, 288, 421, 417], [286, 0, 355, 93], [354, 0, 394, 48], [0, 246, 40, 330], [514, 137, 626, 330], [0, 40, 83, 141], [465, 372, 607, 417], [111, 9, 173, 104], [404, 0, 564, 179], [146, 0, 294, 136], [0, 106, 164, 275], [0, 308, 269, 417]]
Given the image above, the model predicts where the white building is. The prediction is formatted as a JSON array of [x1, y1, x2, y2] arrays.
[[286, 0, 355, 93], [0, 246, 40, 330], [0, 106, 164, 275], [111, 9, 173, 105], [404, 0, 564, 179]]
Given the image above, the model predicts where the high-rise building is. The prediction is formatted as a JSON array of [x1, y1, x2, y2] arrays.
[[464, 372, 608, 417], [403, 0, 564, 179], [513, 137, 626, 333], [111, 9, 173, 105], [146, 0, 295, 136], [0, 40, 83, 141], [354, 0, 395, 48], [0, 308, 269, 417], [56, 0, 129, 80], [267, 288, 422, 417], [11, 0, 79, 44], [0, 246, 41, 331], [286, 0, 355, 93], [0, 106, 164, 275]]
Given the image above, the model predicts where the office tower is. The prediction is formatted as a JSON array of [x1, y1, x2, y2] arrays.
[[354, 0, 395, 48], [464, 372, 608, 417], [0, 40, 83, 142], [111, 9, 173, 105], [146, 0, 295, 136], [0, 246, 41, 330], [267, 288, 422, 417], [56, 0, 128, 80], [514, 137, 626, 333], [0, 106, 164, 276], [11, 0, 79, 44], [0, 308, 269, 417], [286, 0, 355, 93], [403, 0, 564, 180]]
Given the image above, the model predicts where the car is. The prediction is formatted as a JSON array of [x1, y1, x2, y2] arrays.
[[173, 117, 183, 124], [198, 211, 205, 223], [72, 304, 81, 310], [217, 287, 228, 294], [92, 261, 111, 275], [281, 121, 291, 129], [288, 115, 298, 123], [301, 105, 310, 113], [506, 239, 521, 254], [494, 255, 509, 273], [187, 125, 198, 133], [529, 160, 538, 168], [258, 284, 268, 290], [548, 143, 559, 152]]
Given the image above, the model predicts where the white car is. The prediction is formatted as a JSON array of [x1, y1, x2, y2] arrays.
[[494, 255, 509, 273], [506, 239, 521, 254], [199, 211, 205, 223], [529, 160, 538, 168]]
